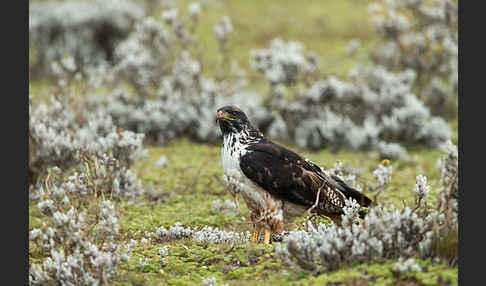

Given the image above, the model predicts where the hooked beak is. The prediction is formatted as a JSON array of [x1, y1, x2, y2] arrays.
[[216, 111, 223, 121], [216, 111, 233, 123], [216, 111, 222, 123]]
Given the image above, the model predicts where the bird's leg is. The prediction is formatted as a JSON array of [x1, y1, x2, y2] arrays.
[[250, 212, 261, 243], [252, 228, 260, 243], [307, 187, 323, 216], [264, 229, 271, 244], [305, 187, 323, 231]]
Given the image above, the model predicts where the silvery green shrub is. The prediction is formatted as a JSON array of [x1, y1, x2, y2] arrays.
[[29, 0, 145, 76], [250, 38, 319, 86], [376, 141, 410, 161], [29, 94, 146, 198], [261, 63, 451, 152], [159, 246, 169, 267], [202, 276, 217, 286], [276, 203, 440, 273], [414, 174, 430, 199], [327, 161, 361, 190], [436, 141, 458, 225], [89, 83, 272, 145], [275, 144, 458, 273], [30, 2, 453, 154], [156, 155, 168, 168], [111, 3, 220, 96], [394, 257, 422, 274], [29, 167, 134, 285], [112, 16, 171, 96], [81, 10, 272, 144], [153, 222, 250, 245], [368, 0, 458, 117], [104, 33, 450, 153]]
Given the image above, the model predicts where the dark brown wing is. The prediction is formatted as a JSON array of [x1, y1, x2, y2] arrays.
[[240, 140, 371, 215]]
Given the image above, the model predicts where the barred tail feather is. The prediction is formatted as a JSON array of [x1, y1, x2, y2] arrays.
[[341, 186, 372, 207], [329, 174, 372, 207]]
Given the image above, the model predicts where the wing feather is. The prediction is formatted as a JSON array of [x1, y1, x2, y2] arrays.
[[240, 141, 352, 214]]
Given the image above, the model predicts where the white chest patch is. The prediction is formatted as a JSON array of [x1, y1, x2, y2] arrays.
[[221, 133, 268, 212]]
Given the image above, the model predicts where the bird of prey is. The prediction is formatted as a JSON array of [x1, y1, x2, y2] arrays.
[[216, 106, 372, 244]]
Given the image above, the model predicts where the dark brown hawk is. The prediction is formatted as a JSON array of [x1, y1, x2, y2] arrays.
[[216, 106, 372, 244]]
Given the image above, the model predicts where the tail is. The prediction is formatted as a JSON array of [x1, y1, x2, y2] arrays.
[[341, 185, 372, 208], [328, 174, 372, 219], [330, 174, 372, 207], [345, 188, 371, 219]]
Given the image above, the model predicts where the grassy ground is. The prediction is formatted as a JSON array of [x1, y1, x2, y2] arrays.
[[120, 139, 457, 286], [29, 139, 457, 285], [108, 140, 458, 285]]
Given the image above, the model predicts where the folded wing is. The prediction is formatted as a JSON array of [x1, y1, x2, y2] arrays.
[[239, 141, 371, 215]]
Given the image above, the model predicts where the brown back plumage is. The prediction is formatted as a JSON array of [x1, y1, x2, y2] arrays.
[[240, 139, 372, 216]]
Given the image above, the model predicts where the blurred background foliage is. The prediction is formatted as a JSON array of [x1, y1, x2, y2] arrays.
[[29, 0, 458, 151]]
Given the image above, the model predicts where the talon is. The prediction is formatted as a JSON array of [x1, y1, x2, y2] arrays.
[[264, 230, 271, 244]]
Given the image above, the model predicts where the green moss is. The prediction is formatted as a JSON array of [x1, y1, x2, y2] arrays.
[[29, 205, 43, 229]]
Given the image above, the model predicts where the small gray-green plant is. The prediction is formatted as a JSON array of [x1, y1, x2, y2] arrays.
[[29, 162, 136, 285], [276, 143, 458, 273]]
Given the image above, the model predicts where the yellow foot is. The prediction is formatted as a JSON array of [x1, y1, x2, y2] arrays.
[[252, 229, 259, 243], [264, 230, 271, 244]]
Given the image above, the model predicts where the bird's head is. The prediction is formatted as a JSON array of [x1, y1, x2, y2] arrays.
[[216, 105, 252, 135]]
